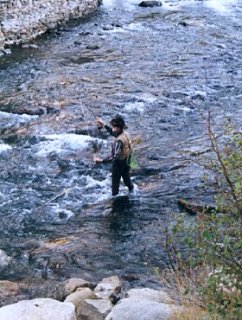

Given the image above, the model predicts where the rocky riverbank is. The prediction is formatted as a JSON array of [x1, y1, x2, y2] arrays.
[[0, 275, 188, 320], [0, 0, 101, 51]]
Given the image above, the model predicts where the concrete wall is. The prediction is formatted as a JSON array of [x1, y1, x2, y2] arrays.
[[0, 0, 100, 49]]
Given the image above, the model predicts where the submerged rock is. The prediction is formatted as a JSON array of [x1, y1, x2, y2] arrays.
[[139, 1, 162, 8]]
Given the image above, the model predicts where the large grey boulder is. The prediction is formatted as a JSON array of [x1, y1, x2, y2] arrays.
[[94, 276, 121, 299], [105, 298, 183, 320], [65, 287, 98, 308], [126, 288, 174, 304], [0, 298, 77, 320], [63, 278, 94, 296], [76, 298, 113, 320]]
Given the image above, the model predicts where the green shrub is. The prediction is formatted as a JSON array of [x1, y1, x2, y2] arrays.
[[165, 119, 242, 319]]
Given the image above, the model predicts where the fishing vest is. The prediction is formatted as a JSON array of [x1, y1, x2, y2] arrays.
[[117, 132, 132, 160]]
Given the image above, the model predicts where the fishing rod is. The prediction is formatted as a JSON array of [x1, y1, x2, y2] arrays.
[[36, 103, 101, 209]]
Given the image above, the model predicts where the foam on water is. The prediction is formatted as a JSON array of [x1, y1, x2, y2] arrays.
[[160, 0, 240, 16], [103, 0, 140, 9], [0, 110, 38, 120], [36, 134, 100, 157], [0, 143, 12, 153], [51, 205, 75, 220], [205, 0, 239, 14], [84, 174, 112, 200], [0, 110, 38, 128], [124, 101, 145, 114]]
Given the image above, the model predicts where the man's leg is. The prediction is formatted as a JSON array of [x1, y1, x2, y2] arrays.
[[122, 163, 134, 192], [112, 163, 121, 196]]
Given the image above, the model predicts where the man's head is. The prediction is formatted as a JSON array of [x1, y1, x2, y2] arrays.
[[110, 115, 127, 133]]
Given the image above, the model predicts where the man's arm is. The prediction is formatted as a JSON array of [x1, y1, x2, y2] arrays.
[[96, 117, 116, 137], [94, 140, 123, 163]]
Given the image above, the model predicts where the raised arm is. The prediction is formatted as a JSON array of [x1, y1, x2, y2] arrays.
[[96, 117, 116, 137]]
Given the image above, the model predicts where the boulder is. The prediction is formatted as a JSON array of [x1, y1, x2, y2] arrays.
[[0, 298, 77, 320], [76, 298, 113, 320], [63, 278, 95, 296], [94, 276, 121, 299], [139, 1, 162, 8], [105, 299, 183, 320], [126, 288, 174, 304], [65, 287, 97, 308]]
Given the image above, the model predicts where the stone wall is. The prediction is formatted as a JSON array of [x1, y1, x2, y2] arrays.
[[0, 0, 100, 49]]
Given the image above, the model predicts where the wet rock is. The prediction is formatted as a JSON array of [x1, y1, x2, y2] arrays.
[[111, 23, 122, 28], [0, 249, 11, 267], [121, 274, 140, 282], [178, 18, 205, 28], [0, 48, 12, 55], [79, 32, 92, 36], [160, 162, 187, 172], [86, 45, 100, 50], [178, 21, 188, 27], [0, 298, 77, 320], [70, 56, 95, 64], [147, 154, 160, 160], [74, 40, 82, 46], [133, 166, 160, 176], [94, 276, 121, 300], [103, 26, 114, 31], [177, 199, 216, 215], [139, 1, 162, 8]]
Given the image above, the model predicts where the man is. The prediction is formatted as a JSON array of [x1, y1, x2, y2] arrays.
[[94, 115, 134, 196]]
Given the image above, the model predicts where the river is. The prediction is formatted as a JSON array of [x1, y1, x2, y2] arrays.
[[0, 0, 241, 305]]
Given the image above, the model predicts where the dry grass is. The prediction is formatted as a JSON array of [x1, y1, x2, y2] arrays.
[[160, 266, 211, 320], [170, 306, 210, 320]]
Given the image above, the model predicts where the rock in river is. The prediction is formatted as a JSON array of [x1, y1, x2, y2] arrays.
[[139, 1, 162, 8]]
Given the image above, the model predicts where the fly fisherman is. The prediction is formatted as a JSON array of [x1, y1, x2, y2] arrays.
[[94, 115, 134, 196]]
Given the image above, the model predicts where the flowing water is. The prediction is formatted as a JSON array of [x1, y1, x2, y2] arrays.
[[0, 0, 242, 304]]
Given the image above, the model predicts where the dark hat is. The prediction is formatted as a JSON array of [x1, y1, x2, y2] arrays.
[[110, 115, 127, 129]]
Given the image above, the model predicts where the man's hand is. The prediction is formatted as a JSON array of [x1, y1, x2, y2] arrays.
[[96, 117, 105, 129], [94, 155, 103, 163]]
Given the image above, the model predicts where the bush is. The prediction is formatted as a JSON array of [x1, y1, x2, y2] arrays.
[[165, 117, 242, 319]]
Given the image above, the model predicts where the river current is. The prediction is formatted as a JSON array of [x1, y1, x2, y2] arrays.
[[0, 0, 241, 304]]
